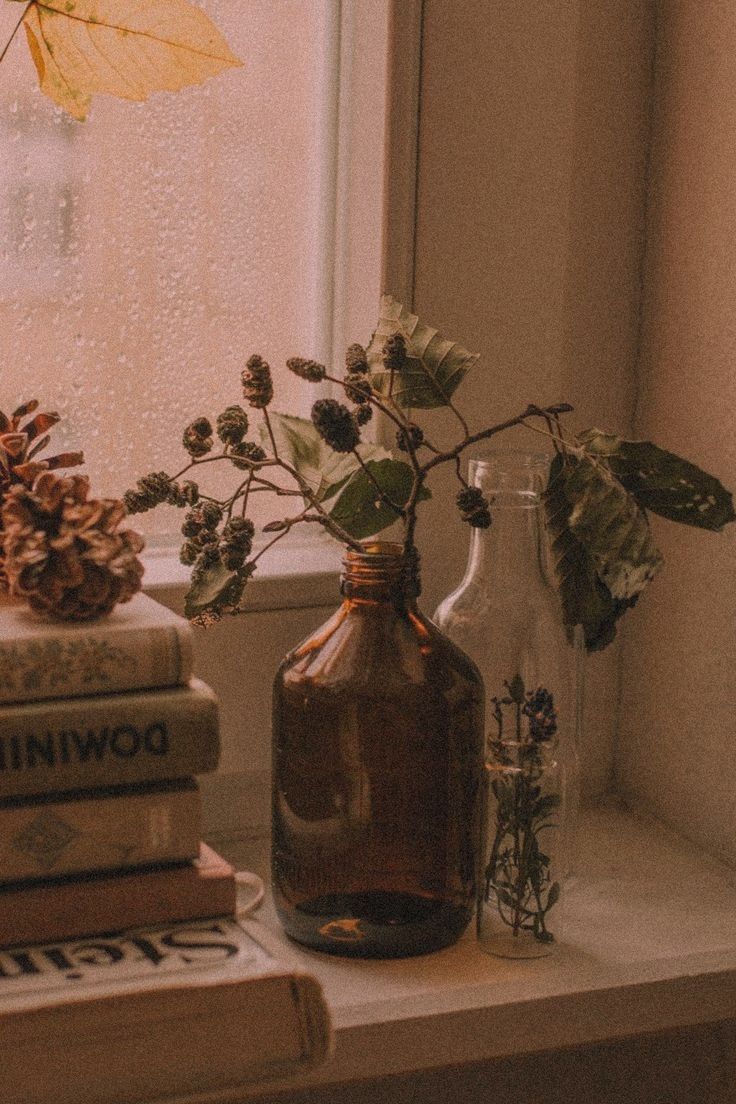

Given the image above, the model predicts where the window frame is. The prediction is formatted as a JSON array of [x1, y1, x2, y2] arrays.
[[142, 0, 417, 596]]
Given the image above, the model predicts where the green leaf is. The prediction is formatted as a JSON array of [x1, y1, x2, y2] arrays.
[[184, 560, 239, 620], [366, 295, 479, 409], [565, 453, 663, 602], [544, 453, 639, 652], [579, 429, 736, 532], [262, 412, 390, 504], [329, 459, 431, 540]]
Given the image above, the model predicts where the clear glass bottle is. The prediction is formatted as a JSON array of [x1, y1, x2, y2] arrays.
[[272, 541, 485, 958], [434, 451, 582, 954]]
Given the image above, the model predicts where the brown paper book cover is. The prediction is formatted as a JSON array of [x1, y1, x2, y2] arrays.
[[0, 913, 332, 1104], [0, 780, 201, 883], [0, 678, 219, 800], [0, 592, 194, 705], [0, 842, 235, 948]]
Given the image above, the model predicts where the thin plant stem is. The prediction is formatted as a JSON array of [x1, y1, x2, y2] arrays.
[[262, 409, 280, 460], [454, 455, 468, 488], [324, 373, 408, 435], [0, 3, 31, 69], [420, 403, 573, 478], [240, 472, 253, 517], [247, 512, 334, 570]]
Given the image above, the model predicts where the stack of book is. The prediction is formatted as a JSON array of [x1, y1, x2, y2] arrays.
[[0, 592, 235, 947]]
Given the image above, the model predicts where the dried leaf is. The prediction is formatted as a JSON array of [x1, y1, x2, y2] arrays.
[[544, 453, 639, 652], [579, 429, 736, 532], [184, 560, 238, 620], [565, 454, 663, 602], [367, 295, 479, 409], [22, 0, 242, 121]]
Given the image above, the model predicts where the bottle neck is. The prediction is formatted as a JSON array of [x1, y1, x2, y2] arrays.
[[340, 543, 421, 605], [465, 501, 548, 588]]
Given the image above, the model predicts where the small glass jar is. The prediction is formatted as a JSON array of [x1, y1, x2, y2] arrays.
[[477, 722, 564, 958]]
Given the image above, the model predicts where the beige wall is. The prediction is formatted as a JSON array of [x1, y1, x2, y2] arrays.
[[617, 1, 736, 864], [411, 1, 655, 799]]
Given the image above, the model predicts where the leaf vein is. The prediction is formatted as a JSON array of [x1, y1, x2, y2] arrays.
[[34, 2, 238, 63]]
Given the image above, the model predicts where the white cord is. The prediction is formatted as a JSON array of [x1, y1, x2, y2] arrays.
[[234, 870, 265, 915]]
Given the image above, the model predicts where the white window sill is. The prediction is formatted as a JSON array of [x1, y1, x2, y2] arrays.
[[201, 793, 736, 1097], [142, 535, 342, 615]]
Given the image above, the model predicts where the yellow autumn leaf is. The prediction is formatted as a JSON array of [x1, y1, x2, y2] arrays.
[[21, 0, 243, 121]]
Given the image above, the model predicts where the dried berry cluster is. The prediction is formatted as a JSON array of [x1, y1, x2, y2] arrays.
[[522, 687, 558, 743], [311, 399, 360, 454], [241, 355, 273, 409], [124, 471, 199, 514], [180, 504, 254, 574], [456, 486, 492, 529]]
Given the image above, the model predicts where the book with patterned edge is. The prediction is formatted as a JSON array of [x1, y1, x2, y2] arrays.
[[0, 592, 193, 705], [0, 779, 201, 883]]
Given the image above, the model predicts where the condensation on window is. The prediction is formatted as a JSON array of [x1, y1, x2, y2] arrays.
[[0, 1, 336, 542]]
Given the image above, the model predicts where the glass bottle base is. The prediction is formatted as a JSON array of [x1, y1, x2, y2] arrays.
[[276, 891, 472, 959]]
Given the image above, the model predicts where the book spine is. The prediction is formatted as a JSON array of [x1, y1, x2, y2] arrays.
[[0, 622, 194, 705], [0, 781, 201, 883], [0, 681, 219, 799], [0, 843, 236, 949]]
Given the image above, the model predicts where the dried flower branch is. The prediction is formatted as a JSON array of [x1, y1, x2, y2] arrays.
[[127, 294, 734, 635], [484, 675, 561, 945]]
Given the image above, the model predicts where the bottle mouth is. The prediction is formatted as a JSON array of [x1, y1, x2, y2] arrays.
[[346, 540, 405, 562], [341, 542, 420, 598], [470, 449, 550, 505]]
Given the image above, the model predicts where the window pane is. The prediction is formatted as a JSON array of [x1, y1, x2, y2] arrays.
[[0, 1, 337, 542]]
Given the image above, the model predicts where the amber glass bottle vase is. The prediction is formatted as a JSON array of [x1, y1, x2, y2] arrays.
[[272, 542, 485, 958]]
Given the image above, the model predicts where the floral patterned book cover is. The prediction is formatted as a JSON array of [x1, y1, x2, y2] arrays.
[[0, 592, 193, 705]]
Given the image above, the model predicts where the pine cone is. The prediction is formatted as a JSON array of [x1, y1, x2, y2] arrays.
[[2, 473, 144, 622], [0, 401, 84, 591]]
